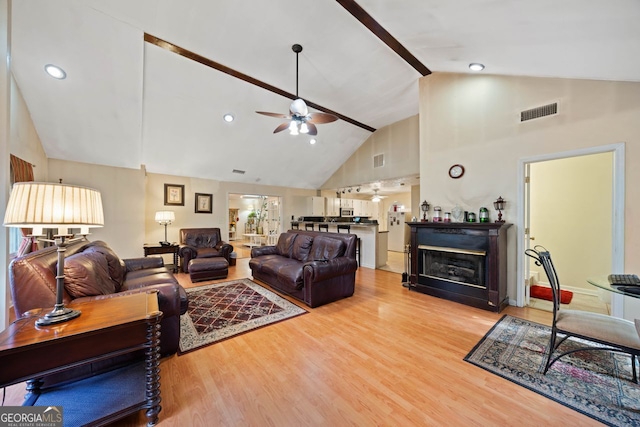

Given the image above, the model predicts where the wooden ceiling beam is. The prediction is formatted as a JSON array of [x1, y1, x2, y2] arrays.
[[144, 33, 376, 133], [336, 0, 432, 76]]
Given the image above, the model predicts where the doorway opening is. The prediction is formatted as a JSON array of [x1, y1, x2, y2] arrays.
[[229, 193, 282, 259], [517, 143, 625, 316]]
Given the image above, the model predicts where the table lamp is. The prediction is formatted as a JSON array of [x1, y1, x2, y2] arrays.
[[3, 182, 104, 326], [155, 211, 175, 246]]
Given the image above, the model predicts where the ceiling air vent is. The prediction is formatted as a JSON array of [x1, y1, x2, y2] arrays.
[[520, 102, 558, 122], [232, 169, 245, 174], [373, 154, 384, 168]]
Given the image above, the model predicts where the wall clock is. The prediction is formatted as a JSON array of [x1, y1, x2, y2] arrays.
[[448, 164, 465, 179]]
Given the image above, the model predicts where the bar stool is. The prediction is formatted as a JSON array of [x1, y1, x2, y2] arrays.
[[318, 224, 329, 232], [305, 223, 315, 231], [337, 224, 360, 266], [291, 222, 299, 230]]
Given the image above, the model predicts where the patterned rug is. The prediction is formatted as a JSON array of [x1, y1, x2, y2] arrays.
[[179, 278, 307, 354], [465, 315, 640, 426]]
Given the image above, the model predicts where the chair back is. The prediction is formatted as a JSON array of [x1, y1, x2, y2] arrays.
[[525, 245, 562, 320]]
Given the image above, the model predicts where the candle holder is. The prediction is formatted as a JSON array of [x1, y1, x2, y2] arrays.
[[494, 196, 506, 223]]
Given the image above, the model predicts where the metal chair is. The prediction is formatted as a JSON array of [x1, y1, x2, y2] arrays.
[[318, 224, 329, 232], [305, 223, 315, 231], [525, 245, 640, 382], [336, 224, 360, 266]]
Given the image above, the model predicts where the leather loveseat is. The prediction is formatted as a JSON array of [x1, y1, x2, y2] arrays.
[[249, 230, 358, 308], [9, 240, 188, 356], [178, 228, 234, 273]]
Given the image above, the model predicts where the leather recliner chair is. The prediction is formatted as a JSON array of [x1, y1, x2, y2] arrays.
[[178, 228, 234, 273]]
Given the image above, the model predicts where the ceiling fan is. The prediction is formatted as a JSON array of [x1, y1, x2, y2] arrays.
[[256, 44, 337, 136]]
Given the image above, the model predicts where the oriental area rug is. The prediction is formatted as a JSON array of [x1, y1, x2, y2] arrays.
[[465, 315, 640, 427], [179, 278, 306, 354]]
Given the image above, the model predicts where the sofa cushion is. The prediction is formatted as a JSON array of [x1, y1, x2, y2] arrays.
[[195, 247, 222, 258], [184, 231, 219, 248], [275, 232, 297, 258], [64, 251, 116, 298], [291, 234, 314, 262], [259, 258, 304, 291], [308, 236, 346, 261], [84, 242, 126, 291]]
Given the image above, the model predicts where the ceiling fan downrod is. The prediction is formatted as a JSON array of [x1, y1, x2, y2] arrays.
[[292, 44, 302, 98]]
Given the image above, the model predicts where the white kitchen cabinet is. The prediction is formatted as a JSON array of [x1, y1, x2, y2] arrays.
[[340, 198, 353, 208], [307, 196, 326, 216], [325, 197, 341, 217]]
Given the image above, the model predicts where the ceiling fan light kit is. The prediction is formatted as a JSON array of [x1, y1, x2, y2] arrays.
[[256, 44, 337, 138]]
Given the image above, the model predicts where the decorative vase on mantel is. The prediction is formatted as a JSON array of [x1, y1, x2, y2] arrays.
[[451, 205, 464, 223]]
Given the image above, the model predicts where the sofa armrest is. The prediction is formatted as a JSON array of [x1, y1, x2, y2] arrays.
[[251, 246, 278, 257], [74, 282, 184, 318], [215, 241, 234, 259], [124, 257, 164, 272], [178, 245, 197, 258], [303, 257, 358, 282]]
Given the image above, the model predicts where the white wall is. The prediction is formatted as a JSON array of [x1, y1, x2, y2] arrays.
[[321, 115, 419, 190], [419, 72, 640, 317]]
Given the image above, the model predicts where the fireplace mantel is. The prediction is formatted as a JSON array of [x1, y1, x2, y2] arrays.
[[407, 222, 512, 312]]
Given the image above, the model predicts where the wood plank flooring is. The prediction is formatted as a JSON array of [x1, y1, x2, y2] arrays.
[[3, 259, 601, 426]]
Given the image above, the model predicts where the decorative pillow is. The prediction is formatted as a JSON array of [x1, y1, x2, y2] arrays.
[[308, 236, 346, 261], [64, 251, 116, 298], [84, 242, 125, 291], [291, 234, 314, 262], [275, 233, 297, 258]]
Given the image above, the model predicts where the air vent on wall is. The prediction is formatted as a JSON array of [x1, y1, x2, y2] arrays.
[[520, 102, 558, 122], [232, 169, 245, 174], [373, 154, 384, 168]]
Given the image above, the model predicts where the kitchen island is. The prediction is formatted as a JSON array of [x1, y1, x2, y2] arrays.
[[292, 222, 382, 269]]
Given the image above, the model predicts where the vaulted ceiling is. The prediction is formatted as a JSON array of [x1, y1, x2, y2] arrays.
[[10, 0, 640, 192]]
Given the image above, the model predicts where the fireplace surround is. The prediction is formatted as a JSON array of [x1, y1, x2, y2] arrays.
[[408, 222, 511, 312]]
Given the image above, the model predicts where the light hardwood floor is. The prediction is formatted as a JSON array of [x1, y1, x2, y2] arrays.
[[4, 259, 601, 426]]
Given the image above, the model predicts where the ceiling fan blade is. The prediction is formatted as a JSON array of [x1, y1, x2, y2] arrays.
[[306, 122, 318, 135], [256, 111, 290, 119], [306, 112, 338, 124], [273, 122, 290, 134]]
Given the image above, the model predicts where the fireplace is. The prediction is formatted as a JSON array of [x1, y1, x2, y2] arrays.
[[408, 222, 511, 312], [419, 245, 485, 288]]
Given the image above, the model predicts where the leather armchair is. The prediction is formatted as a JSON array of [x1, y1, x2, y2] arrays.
[[178, 228, 234, 273]]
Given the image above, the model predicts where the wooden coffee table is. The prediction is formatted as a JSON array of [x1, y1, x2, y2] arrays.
[[0, 291, 163, 426]]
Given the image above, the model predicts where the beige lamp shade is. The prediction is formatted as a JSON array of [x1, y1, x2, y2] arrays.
[[3, 182, 104, 231], [155, 210, 175, 225]]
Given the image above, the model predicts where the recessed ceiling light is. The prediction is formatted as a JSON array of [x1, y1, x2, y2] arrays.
[[469, 63, 485, 72], [309, 138, 317, 145], [223, 113, 234, 122], [44, 64, 66, 79]]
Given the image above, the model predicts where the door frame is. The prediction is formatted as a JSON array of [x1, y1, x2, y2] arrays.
[[516, 142, 625, 316]]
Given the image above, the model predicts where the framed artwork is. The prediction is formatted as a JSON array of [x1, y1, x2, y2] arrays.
[[164, 184, 185, 206], [195, 193, 212, 213]]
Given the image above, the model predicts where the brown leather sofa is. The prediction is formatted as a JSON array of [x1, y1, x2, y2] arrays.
[[249, 230, 358, 308], [9, 240, 188, 356], [178, 228, 233, 273]]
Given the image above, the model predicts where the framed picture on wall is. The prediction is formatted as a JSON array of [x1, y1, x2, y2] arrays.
[[164, 184, 185, 206], [195, 193, 212, 213]]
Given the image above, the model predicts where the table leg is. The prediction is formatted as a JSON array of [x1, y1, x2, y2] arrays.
[[144, 320, 162, 426]]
